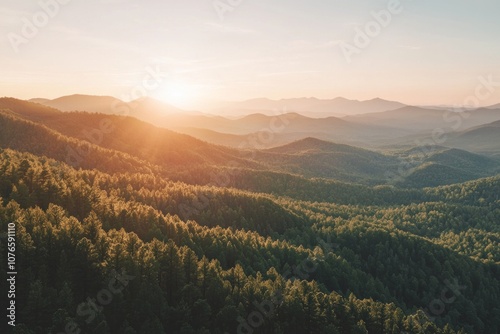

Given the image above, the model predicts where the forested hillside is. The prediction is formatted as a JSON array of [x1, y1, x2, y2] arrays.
[[0, 148, 499, 333], [0, 99, 499, 334]]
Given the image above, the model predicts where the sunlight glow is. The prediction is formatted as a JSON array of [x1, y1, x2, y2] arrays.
[[154, 82, 198, 109]]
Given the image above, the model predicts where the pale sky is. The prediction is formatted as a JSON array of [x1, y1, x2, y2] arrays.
[[1, 0, 500, 109]]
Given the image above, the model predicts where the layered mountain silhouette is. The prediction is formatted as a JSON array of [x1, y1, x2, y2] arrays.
[[344, 106, 500, 133], [2, 96, 499, 187], [212, 96, 406, 117], [447, 120, 500, 154]]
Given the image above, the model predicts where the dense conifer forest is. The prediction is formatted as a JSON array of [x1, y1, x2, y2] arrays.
[[1, 99, 499, 333]]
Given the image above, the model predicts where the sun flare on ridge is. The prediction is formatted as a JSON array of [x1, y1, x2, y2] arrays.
[[154, 81, 199, 109]]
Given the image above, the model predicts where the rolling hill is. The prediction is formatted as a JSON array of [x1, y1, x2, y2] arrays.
[[254, 138, 399, 183], [0, 98, 257, 171], [30, 94, 124, 114], [447, 120, 500, 154], [425, 148, 499, 174], [0, 97, 62, 119], [403, 163, 481, 188], [0, 110, 153, 174], [29, 94, 195, 122], [391, 146, 500, 187], [345, 106, 500, 134]]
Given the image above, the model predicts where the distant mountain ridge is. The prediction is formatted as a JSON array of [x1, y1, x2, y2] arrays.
[[345, 106, 500, 133], [19, 95, 500, 156], [30, 94, 124, 114], [30, 94, 407, 118], [446, 119, 500, 154], [213, 96, 406, 117], [0, 97, 499, 188], [29, 94, 198, 123]]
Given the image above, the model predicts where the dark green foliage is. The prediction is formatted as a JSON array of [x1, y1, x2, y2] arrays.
[[1, 149, 499, 333], [0, 100, 499, 334]]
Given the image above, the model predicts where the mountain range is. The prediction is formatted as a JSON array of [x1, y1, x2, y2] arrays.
[[1, 95, 500, 333], [2, 97, 499, 188], [210, 96, 407, 117], [28, 95, 500, 153]]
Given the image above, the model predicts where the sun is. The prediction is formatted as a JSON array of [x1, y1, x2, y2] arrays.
[[154, 82, 198, 109]]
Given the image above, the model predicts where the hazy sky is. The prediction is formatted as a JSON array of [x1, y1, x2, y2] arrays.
[[1, 0, 500, 109]]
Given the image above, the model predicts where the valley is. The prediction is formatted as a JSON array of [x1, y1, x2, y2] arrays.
[[0, 97, 499, 333]]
